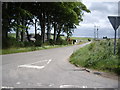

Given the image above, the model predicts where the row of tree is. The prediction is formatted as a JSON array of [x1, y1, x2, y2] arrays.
[[2, 2, 90, 45]]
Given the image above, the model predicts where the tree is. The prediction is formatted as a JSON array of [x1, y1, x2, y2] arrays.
[[2, 2, 90, 48]]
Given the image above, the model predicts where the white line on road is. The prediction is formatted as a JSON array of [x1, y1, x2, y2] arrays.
[[59, 85, 87, 88], [60, 85, 79, 88], [2, 86, 14, 89], [18, 59, 52, 69], [16, 82, 21, 85], [82, 86, 87, 88], [46, 59, 52, 65], [18, 64, 45, 69], [28, 60, 48, 65]]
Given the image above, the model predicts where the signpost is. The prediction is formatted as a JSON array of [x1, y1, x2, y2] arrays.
[[108, 16, 120, 55]]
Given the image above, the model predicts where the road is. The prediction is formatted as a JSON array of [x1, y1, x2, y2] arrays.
[[1, 42, 118, 88]]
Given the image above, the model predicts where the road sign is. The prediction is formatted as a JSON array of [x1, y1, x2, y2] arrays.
[[108, 16, 120, 30], [108, 16, 120, 55]]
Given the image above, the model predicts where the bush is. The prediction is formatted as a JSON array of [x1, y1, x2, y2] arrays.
[[49, 39, 55, 45], [2, 37, 24, 49], [24, 41, 34, 47], [2, 38, 11, 49], [43, 41, 51, 46], [34, 40, 42, 46], [56, 38, 68, 45]]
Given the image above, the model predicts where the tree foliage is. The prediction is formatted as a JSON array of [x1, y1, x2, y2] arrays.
[[2, 2, 90, 48]]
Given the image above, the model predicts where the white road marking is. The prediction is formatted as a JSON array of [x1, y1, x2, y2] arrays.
[[2, 86, 14, 89], [28, 60, 48, 65], [18, 59, 52, 69], [16, 82, 21, 85], [82, 86, 87, 88], [60, 85, 79, 88], [37, 83, 43, 86], [49, 83, 54, 87], [60, 85, 87, 88], [18, 64, 45, 69], [46, 59, 52, 65]]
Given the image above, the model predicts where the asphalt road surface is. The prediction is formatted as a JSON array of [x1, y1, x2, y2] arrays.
[[1, 42, 118, 88]]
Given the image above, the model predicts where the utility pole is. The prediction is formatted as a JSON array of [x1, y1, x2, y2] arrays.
[[94, 25, 99, 40], [94, 25, 96, 40], [97, 27, 99, 40]]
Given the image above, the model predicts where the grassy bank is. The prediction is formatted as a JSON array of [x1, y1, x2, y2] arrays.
[[1, 45, 71, 55], [70, 39, 119, 75]]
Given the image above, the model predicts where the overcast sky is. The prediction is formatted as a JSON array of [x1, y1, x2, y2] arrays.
[[73, 0, 119, 38], [28, 0, 120, 38]]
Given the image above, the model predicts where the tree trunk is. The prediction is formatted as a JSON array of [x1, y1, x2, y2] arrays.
[[2, 22, 8, 39], [21, 19, 25, 42], [16, 28, 19, 41], [53, 23, 57, 42], [25, 27, 30, 42], [21, 31, 23, 42], [67, 27, 69, 39], [56, 24, 62, 41], [39, 11, 46, 43], [47, 16, 51, 41], [16, 20, 20, 41], [2, 2, 9, 40], [35, 19, 37, 39]]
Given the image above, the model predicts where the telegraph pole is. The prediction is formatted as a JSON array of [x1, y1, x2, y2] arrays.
[[94, 25, 96, 40], [94, 25, 99, 40], [97, 27, 98, 40]]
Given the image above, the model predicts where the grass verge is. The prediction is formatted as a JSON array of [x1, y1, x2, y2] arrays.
[[1, 45, 70, 55], [71, 37, 93, 40], [70, 39, 120, 75]]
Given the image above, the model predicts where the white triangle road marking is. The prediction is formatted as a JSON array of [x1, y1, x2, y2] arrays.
[[18, 59, 52, 69]]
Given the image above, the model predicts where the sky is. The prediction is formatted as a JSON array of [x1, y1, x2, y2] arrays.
[[28, 0, 120, 38], [72, 0, 120, 38]]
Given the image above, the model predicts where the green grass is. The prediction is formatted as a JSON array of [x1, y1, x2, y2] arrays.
[[70, 39, 120, 75], [2, 34, 90, 55], [1, 45, 70, 55], [1, 41, 88, 55], [8, 33, 16, 38], [71, 37, 93, 40]]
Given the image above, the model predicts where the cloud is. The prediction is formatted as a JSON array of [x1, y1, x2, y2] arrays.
[[73, 1, 119, 38], [82, 0, 119, 3], [73, 25, 116, 38], [80, 2, 118, 27], [89, 2, 118, 15], [90, 2, 110, 13]]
